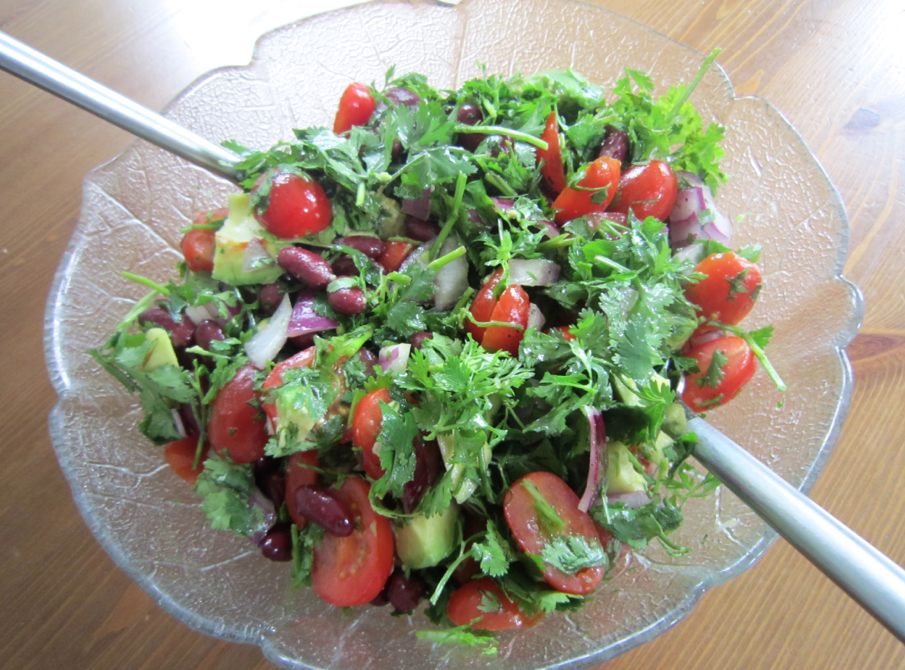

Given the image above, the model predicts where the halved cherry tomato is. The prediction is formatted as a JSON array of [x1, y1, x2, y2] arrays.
[[466, 268, 504, 344], [252, 168, 333, 239], [537, 111, 566, 194], [164, 436, 209, 485], [180, 228, 216, 273], [311, 477, 394, 607], [377, 239, 416, 272], [548, 325, 576, 342], [261, 347, 317, 424], [447, 577, 544, 631], [352, 387, 391, 480], [685, 252, 763, 326], [285, 449, 320, 529], [682, 336, 756, 412], [504, 471, 605, 595], [207, 364, 269, 464], [481, 284, 530, 356], [552, 156, 621, 224], [607, 160, 678, 221], [333, 83, 376, 135]]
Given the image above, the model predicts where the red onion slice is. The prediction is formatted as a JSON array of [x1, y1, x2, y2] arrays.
[[433, 236, 469, 311], [606, 490, 650, 509], [401, 188, 432, 221], [668, 172, 732, 248], [540, 219, 559, 240], [509, 259, 560, 286], [245, 294, 292, 369], [527, 303, 546, 330], [287, 290, 339, 337], [378, 343, 411, 374], [578, 407, 607, 512], [670, 186, 706, 223]]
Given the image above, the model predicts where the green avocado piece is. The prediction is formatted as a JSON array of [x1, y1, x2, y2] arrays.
[[605, 440, 648, 494], [212, 193, 292, 286], [138, 328, 179, 372], [395, 501, 460, 569]]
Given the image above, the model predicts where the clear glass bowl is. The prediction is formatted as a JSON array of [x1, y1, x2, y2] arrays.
[[43, 0, 863, 667]]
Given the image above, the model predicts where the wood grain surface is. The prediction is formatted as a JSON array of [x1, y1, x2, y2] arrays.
[[1, 0, 903, 668]]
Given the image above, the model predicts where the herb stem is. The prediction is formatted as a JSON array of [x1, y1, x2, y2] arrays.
[[122, 272, 170, 297], [665, 48, 722, 123], [716, 322, 787, 391], [452, 124, 549, 150]]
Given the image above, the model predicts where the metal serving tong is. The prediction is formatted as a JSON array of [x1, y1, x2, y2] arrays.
[[3, 29, 904, 643]]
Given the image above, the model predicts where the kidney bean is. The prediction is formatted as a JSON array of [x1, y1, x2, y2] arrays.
[[598, 125, 629, 164], [370, 588, 390, 607], [260, 523, 293, 562], [340, 235, 385, 259], [355, 348, 379, 377], [138, 306, 195, 348], [328, 286, 366, 315], [290, 333, 317, 350], [402, 437, 443, 514], [480, 135, 512, 158], [456, 103, 484, 152], [194, 320, 225, 352], [331, 255, 358, 277], [293, 484, 354, 536], [387, 568, 426, 613], [258, 282, 285, 314], [278, 247, 335, 290], [378, 87, 421, 111], [259, 470, 286, 510], [404, 217, 440, 242], [410, 331, 433, 350]]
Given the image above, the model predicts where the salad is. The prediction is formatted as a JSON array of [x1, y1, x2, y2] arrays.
[[91, 52, 783, 649]]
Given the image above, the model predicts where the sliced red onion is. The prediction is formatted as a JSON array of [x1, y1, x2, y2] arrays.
[[672, 241, 706, 267], [540, 219, 559, 240], [509, 259, 560, 286], [401, 188, 432, 221], [241, 237, 276, 275], [606, 490, 650, 509], [433, 236, 469, 311], [249, 486, 277, 544], [669, 172, 732, 248], [578, 407, 607, 512], [491, 197, 515, 212], [670, 186, 706, 223], [378, 343, 411, 374], [287, 290, 339, 337], [245, 294, 292, 369], [527, 303, 546, 331], [677, 170, 705, 188], [171, 408, 187, 439]]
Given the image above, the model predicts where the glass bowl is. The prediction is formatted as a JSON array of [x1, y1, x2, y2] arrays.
[[44, 0, 863, 667]]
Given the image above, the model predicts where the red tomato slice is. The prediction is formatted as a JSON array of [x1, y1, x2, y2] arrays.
[[207, 364, 268, 465], [164, 436, 209, 485], [684, 252, 763, 326], [253, 168, 333, 239], [311, 477, 394, 607], [377, 239, 416, 272], [504, 471, 605, 595], [285, 449, 320, 529], [261, 347, 317, 423], [467, 268, 504, 344], [333, 83, 376, 135], [552, 156, 621, 224], [351, 387, 391, 480], [537, 111, 567, 193], [681, 336, 756, 412], [481, 284, 530, 356], [607, 160, 678, 221], [547, 325, 576, 342], [180, 227, 216, 273], [447, 577, 544, 631]]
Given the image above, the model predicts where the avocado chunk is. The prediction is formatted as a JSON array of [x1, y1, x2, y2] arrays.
[[138, 328, 179, 372], [395, 501, 460, 569], [212, 193, 292, 286], [605, 440, 648, 494]]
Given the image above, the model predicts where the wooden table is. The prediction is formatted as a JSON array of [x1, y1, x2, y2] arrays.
[[2, 0, 903, 668]]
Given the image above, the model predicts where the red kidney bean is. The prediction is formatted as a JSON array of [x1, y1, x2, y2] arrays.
[[456, 103, 484, 152], [138, 306, 195, 348], [386, 568, 426, 613], [340, 235, 385, 259], [481, 135, 512, 158], [404, 217, 440, 242], [194, 320, 225, 352], [258, 282, 285, 314], [370, 589, 390, 607], [258, 470, 286, 511], [376, 87, 421, 112], [278, 247, 336, 289], [355, 348, 378, 377], [402, 437, 443, 514], [410, 331, 433, 350], [328, 286, 366, 315], [260, 524, 293, 562], [293, 484, 354, 536], [598, 125, 629, 164], [331, 255, 358, 277], [290, 333, 317, 350]]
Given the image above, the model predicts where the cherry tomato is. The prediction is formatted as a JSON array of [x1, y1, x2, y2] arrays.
[[352, 387, 391, 480], [607, 160, 678, 221], [552, 156, 621, 225], [333, 83, 376, 135], [261, 347, 317, 424], [285, 449, 320, 529], [163, 436, 209, 485], [253, 168, 333, 239], [481, 284, 530, 356], [537, 111, 566, 194], [377, 239, 416, 272], [685, 252, 763, 326], [207, 364, 268, 464], [504, 471, 605, 595], [180, 227, 216, 273], [548, 325, 576, 342], [466, 268, 504, 344], [447, 577, 543, 631], [681, 336, 756, 412], [311, 477, 394, 607]]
